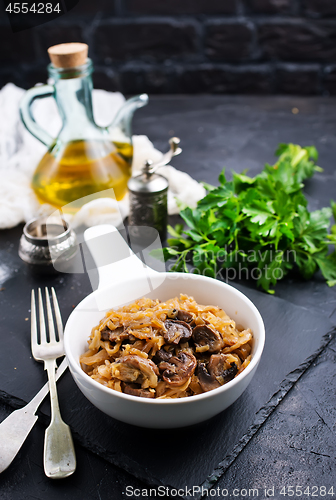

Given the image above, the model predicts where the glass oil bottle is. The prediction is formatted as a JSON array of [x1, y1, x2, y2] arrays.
[[20, 43, 148, 210]]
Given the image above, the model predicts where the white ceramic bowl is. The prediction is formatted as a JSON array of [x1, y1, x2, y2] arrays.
[[64, 225, 265, 429]]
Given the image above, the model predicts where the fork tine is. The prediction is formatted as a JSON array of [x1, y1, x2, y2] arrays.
[[45, 287, 56, 344], [31, 290, 38, 353], [38, 288, 47, 345], [51, 287, 63, 341]]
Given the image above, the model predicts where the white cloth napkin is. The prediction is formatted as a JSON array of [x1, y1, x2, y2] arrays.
[[0, 83, 206, 229]]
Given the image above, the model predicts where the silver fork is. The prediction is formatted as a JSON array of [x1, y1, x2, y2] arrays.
[[31, 287, 76, 478]]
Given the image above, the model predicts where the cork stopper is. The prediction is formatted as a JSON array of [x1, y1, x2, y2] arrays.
[[48, 43, 88, 69]]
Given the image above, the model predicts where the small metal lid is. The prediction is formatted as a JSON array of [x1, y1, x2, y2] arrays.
[[23, 216, 71, 247], [128, 172, 169, 194]]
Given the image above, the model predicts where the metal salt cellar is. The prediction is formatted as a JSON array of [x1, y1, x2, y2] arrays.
[[18, 216, 77, 273], [128, 137, 182, 241]]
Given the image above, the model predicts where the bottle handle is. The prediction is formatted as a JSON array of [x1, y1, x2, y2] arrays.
[[19, 84, 55, 147]]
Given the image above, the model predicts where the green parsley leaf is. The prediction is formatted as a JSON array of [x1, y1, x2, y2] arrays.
[[162, 143, 336, 292]]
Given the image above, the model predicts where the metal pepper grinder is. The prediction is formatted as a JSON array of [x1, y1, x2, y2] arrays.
[[128, 137, 182, 241]]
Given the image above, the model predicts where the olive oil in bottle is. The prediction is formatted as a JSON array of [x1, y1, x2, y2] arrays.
[[32, 139, 133, 208]]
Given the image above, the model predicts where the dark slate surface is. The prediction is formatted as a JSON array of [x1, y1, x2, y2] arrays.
[[213, 334, 336, 496], [0, 95, 336, 498], [0, 401, 147, 500]]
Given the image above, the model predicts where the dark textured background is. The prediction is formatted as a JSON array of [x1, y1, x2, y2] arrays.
[[1, 0, 336, 95]]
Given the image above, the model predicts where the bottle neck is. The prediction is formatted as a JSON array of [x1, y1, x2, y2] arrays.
[[49, 60, 98, 139]]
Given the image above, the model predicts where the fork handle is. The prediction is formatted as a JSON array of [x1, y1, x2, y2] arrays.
[[43, 359, 76, 478]]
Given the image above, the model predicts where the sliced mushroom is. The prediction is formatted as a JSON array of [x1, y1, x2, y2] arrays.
[[122, 382, 155, 398], [194, 351, 211, 365], [197, 362, 221, 392], [192, 325, 224, 353], [159, 351, 196, 387], [208, 353, 238, 384], [177, 310, 194, 323], [153, 346, 173, 364], [101, 326, 129, 342], [166, 309, 194, 323], [164, 319, 192, 345], [220, 363, 237, 383], [111, 354, 159, 388], [197, 353, 238, 392]]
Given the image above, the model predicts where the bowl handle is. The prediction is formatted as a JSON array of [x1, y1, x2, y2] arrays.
[[84, 224, 158, 291]]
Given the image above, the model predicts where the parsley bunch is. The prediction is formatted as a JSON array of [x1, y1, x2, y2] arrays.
[[163, 144, 336, 293]]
